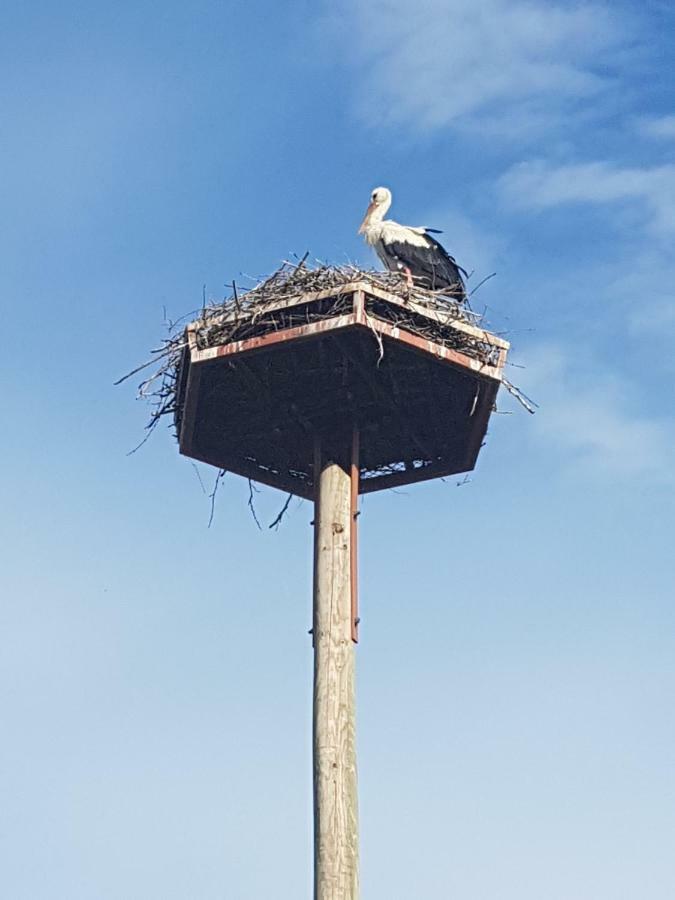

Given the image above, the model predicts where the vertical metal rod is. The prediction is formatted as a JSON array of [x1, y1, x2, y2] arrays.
[[350, 428, 360, 643], [313, 444, 359, 900]]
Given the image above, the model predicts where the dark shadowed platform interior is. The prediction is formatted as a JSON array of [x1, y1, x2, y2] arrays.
[[174, 267, 509, 499]]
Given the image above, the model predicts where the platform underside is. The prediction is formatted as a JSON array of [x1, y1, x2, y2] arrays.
[[176, 284, 507, 498]]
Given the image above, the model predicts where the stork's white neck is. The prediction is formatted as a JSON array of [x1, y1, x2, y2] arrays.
[[370, 202, 388, 224], [359, 199, 390, 245]]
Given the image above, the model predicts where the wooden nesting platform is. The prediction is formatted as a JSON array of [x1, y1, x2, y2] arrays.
[[175, 281, 509, 499]]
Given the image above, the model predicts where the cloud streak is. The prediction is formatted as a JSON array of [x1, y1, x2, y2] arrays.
[[499, 160, 675, 237], [518, 345, 675, 484], [326, 0, 629, 136], [637, 114, 675, 140]]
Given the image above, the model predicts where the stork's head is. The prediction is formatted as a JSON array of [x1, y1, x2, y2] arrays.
[[358, 186, 392, 234]]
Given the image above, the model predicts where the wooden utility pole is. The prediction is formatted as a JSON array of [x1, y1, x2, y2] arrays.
[[313, 441, 359, 900], [171, 269, 511, 898]]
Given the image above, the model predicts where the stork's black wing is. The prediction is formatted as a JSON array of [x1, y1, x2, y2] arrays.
[[384, 233, 467, 300]]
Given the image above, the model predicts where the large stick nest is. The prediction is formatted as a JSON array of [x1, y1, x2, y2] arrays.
[[119, 262, 532, 454]]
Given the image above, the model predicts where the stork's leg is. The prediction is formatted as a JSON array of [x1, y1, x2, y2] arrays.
[[403, 266, 414, 288]]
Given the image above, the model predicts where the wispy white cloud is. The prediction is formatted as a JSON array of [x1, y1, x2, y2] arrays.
[[517, 345, 675, 484], [323, 0, 629, 136], [629, 298, 675, 341], [499, 160, 675, 237], [622, 252, 675, 366], [636, 114, 675, 140]]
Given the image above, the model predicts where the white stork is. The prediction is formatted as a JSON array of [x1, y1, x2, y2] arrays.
[[358, 186, 467, 301]]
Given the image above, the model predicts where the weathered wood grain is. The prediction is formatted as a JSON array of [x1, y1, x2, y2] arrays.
[[313, 455, 359, 900]]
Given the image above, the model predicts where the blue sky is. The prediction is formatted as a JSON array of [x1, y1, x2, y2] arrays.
[[1, 1, 674, 897]]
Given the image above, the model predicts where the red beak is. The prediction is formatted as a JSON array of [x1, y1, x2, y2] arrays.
[[358, 201, 376, 234]]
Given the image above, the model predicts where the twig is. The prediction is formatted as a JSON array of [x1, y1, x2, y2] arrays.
[[247, 478, 262, 530], [364, 309, 385, 365], [114, 357, 160, 386], [502, 377, 538, 414], [126, 419, 161, 455], [207, 469, 226, 528], [269, 493, 293, 530], [191, 462, 207, 495], [469, 272, 497, 296]]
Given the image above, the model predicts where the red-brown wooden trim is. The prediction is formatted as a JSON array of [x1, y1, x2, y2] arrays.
[[350, 427, 360, 643]]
